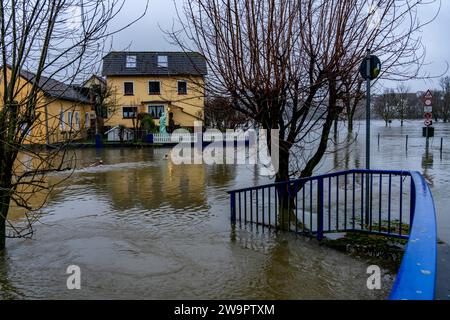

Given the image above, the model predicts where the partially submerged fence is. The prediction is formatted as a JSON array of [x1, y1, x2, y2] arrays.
[[152, 132, 249, 144], [227, 169, 437, 300]]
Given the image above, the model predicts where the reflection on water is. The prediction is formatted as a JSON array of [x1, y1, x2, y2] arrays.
[[422, 149, 434, 169], [1, 146, 391, 299], [422, 150, 434, 187]]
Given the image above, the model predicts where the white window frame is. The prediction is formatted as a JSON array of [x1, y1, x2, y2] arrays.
[[68, 111, 73, 129], [123, 81, 134, 96], [148, 80, 161, 95], [75, 112, 80, 130], [157, 55, 168, 68], [20, 123, 31, 138], [122, 106, 138, 119], [177, 80, 188, 95], [147, 104, 165, 119], [85, 112, 90, 128], [126, 55, 137, 68], [60, 110, 65, 130]]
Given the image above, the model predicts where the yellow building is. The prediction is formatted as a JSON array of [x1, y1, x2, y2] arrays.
[[102, 51, 207, 131], [0, 66, 93, 145]]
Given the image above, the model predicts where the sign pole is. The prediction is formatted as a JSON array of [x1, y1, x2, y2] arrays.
[[359, 49, 380, 227], [365, 49, 371, 225], [422, 90, 433, 151]]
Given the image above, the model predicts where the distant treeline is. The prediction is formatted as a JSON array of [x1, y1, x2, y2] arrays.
[[372, 77, 450, 125]]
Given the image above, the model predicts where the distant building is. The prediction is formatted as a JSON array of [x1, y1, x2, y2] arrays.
[[102, 51, 207, 132], [0, 65, 93, 144]]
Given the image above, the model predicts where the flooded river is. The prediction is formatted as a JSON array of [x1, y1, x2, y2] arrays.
[[0, 120, 448, 299]]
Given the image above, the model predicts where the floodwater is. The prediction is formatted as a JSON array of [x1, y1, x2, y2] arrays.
[[0, 119, 447, 300], [324, 120, 450, 245]]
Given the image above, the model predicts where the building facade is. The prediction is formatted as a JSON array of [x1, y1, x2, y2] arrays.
[[102, 51, 207, 132], [0, 66, 93, 145]]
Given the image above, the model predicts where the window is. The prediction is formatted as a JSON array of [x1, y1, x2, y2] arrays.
[[85, 112, 90, 128], [68, 111, 73, 129], [177, 80, 187, 95], [126, 55, 137, 68], [157, 55, 168, 68], [124, 82, 134, 95], [75, 112, 80, 130], [20, 124, 30, 138], [148, 105, 165, 119], [123, 106, 137, 119], [148, 81, 161, 95], [60, 110, 65, 130]]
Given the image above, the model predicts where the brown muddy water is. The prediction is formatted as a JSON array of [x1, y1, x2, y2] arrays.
[[1, 120, 448, 299]]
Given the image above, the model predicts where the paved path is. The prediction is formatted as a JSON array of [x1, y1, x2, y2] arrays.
[[436, 242, 450, 300]]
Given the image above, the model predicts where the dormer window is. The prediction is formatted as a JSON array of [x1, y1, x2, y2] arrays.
[[126, 55, 136, 68], [157, 55, 168, 68]]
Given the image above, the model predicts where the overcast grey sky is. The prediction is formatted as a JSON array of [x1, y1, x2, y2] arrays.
[[107, 0, 450, 92]]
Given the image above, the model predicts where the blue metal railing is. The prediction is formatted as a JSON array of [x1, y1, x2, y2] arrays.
[[227, 169, 437, 300], [389, 171, 437, 300]]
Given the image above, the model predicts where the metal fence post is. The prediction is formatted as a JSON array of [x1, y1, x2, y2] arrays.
[[410, 177, 416, 226], [95, 133, 102, 148], [230, 192, 236, 224], [317, 178, 324, 240]]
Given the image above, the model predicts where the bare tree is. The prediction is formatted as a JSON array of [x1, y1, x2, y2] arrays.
[[342, 77, 364, 133], [395, 83, 410, 126], [85, 76, 119, 136], [0, 0, 148, 250], [204, 96, 248, 131], [439, 76, 450, 122], [172, 0, 436, 187], [374, 89, 396, 126]]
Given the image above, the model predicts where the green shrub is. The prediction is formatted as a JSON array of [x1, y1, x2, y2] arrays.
[[139, 112, 157, 133]]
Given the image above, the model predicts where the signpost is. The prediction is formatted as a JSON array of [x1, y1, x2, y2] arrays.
[[421, 90, 434, 149], [359, 49, 381, 225]]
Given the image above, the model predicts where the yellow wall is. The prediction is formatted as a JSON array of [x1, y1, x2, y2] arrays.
[[0, 67, 93, 145], [106, 75, 205, 129], [37, 98, 92, 144]]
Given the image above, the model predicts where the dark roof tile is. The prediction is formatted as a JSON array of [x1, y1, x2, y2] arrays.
[[19, 69, 91, 104], [102, 51, 207, 77]]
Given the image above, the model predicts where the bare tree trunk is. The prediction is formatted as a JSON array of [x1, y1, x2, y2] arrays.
[[0, 189, 11, 250], [0, 216, 5, 250], [301, 78, 339, 178], [333, 117, 338, 141], [348, 116, 354, 133]]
